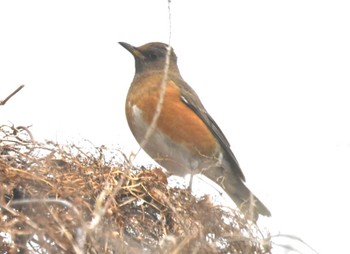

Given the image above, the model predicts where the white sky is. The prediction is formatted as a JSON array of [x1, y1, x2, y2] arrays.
[[1, 1, 350, 253]]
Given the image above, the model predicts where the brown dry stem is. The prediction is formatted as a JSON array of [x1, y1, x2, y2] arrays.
[[0, 125, 271, 253]]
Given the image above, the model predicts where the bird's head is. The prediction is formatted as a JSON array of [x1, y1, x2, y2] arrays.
[[119, 42, 179, 74]]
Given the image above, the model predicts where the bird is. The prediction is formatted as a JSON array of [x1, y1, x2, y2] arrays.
[[119, 41, 271, 220]]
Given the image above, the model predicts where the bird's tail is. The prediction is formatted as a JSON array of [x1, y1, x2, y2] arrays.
[[204, 167, 271, 221], [225, 179, 271, 221]]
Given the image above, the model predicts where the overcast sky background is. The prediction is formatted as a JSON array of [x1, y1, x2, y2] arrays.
[[1, 1, 350, 253]]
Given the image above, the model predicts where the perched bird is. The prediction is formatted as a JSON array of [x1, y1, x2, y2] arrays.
[[119, 42, 271, 220]]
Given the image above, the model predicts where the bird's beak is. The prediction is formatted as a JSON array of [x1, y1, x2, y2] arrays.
[[119, 42, 144, 59]]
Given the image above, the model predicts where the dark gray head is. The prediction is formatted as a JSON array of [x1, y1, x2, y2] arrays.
[[119, 42, 180, 74]]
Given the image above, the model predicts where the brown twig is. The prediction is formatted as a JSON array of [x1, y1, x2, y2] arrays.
[[133, 1, 172, 160], [0, 85, 25, 106]]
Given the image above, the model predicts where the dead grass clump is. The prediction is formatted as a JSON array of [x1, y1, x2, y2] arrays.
[[0, 124, 271, 253]]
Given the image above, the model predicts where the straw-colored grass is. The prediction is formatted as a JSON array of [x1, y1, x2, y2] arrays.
[[0, 124, 271, 253]]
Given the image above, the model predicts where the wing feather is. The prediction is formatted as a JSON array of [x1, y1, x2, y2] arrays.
[[173, 79, 246, 181]]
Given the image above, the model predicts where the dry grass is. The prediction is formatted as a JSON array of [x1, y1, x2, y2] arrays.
[[0, 124, 271, 253]]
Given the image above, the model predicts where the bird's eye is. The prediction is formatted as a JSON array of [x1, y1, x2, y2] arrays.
[[148, 53, 158, 60]]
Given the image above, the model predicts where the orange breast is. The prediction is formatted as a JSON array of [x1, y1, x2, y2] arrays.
[[126, 75, 218, 157]]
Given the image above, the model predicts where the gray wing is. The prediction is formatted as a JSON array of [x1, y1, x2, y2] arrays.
[[178, 80, 246, 181]]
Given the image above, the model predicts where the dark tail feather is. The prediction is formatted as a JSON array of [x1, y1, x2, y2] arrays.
[[226, 180, 271, 221], [204, 166, 271, 221]]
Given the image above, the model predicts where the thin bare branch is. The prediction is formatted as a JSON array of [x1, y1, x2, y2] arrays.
[[134, 1, 173, 160], [0, 84, 25, 106]]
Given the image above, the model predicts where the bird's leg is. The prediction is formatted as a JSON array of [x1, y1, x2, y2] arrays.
[[188, 173, 194, 191]]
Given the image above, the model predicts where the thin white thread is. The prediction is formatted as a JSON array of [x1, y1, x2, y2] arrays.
[[135, 0, 173, 156]]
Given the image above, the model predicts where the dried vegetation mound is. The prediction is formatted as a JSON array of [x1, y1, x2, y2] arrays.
[[0, 125, 271, 253]]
